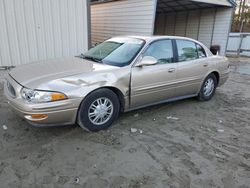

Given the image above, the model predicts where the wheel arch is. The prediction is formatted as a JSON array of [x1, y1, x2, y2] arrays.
[[198, 70, 220, 94], [203, 71, 220, 85], [103, 86, 126, 112], [210, 71, 220, 85], [78, 86, 125, 114], [76, 86, 124, 131]]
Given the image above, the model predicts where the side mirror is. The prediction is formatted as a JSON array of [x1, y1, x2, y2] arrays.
[[135, 56, 158, 67]]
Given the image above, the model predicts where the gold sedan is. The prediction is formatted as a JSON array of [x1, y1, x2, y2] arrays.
[[4, 36, 229, 131]]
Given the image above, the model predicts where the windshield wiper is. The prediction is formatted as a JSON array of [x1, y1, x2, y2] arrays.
[[78, 54, 103, 63]]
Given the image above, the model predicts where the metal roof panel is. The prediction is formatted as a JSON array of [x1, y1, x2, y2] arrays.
[[191, 0, 236, 7]]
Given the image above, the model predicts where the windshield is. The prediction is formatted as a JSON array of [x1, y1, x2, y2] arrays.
[[82, 37, 145, 67]]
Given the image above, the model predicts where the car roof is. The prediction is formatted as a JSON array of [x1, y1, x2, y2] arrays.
[[110, 35, 213, 56], [113, 35, 197, 42]]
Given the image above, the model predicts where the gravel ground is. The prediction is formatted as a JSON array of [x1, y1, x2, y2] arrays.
[[0, 58, 250, 188]]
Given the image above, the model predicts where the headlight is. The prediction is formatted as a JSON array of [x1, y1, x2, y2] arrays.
[[21, 88, 67, 103]]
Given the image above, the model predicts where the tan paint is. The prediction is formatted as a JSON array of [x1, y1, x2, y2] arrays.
[[131, 63, 177, 107], [4, 36, 229, 126]]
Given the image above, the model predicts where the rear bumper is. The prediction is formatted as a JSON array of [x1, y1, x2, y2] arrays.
[[4, 75, 81, 126]]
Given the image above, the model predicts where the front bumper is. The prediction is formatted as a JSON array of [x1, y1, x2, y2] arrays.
[[4, 75, 81, 126]]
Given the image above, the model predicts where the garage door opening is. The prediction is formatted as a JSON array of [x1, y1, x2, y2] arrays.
[[154, 0, 235, 55]]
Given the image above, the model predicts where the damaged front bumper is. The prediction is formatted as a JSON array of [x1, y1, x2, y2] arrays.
[[4, 74, 81, 126]]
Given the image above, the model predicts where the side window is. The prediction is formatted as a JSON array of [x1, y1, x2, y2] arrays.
[[176, 40, 198, 62], [143, 40, 174, 64], [196, 44, 206, 58]]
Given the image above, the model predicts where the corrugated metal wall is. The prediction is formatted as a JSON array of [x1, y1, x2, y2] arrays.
[[0, 0, 89, 67], [155, 7, 233, 55], [91, 0, 155, 45], [227, 33, 250, 56], [212, 7, 234, 54]]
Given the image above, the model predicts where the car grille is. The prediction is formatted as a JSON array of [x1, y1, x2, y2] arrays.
[[6, 81, 16, 98]]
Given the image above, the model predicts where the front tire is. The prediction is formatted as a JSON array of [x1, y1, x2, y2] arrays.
[[77, 88, 120, 132], [198, 74, 217, 101]]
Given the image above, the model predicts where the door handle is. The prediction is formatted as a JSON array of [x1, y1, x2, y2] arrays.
[[168, 68, 176, 73], [203, 63, 208, 67]]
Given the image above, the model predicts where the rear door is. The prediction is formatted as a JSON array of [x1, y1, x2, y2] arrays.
[[130, 39, 177, 108], [174, 39, 209, 96]]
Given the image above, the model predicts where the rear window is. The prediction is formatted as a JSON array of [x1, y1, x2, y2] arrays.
[[176, 40, 207, 62]]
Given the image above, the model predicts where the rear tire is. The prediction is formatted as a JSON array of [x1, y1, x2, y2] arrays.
[[197, 74, 217, 101], [77, 88, 120, 132]]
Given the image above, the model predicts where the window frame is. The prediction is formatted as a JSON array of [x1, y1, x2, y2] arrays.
[[173, 39, 207, 63], [102, 40, 146, 67], [84, 37, 146, 67], [140, 39, 177, 65], [196, 43, 207, 59]]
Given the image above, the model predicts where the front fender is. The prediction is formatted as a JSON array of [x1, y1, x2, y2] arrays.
[[39, 67, 131, 101]]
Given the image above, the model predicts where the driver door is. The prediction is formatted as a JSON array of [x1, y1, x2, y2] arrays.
[[130, 39, 177, 108]]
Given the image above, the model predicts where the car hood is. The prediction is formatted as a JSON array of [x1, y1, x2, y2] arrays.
[[9, 57, 118, 89]]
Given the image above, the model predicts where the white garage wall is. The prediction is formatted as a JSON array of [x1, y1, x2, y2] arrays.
[[0, 0, 89, 67], [175, 12, 188, 36], [154, 13, 166, 35], [212, 7, 234, 54], [91, 0, 156, 45], [186, 11, 200, 39], [198, 9, 216, 47], [165, 13, 175, 35], [155, 7, 233, 55]]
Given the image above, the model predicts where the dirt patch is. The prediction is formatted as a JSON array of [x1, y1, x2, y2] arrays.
[[0, 59, 250, 188]]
